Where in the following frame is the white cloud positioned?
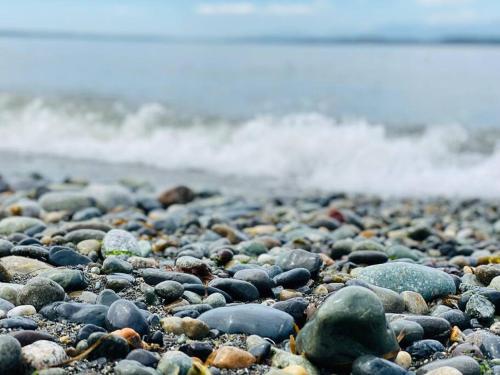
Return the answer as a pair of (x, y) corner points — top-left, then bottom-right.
(417, 0), (473, 6)
(426, 9), (486, 25)
(265, 4), (314, 15)
(196, 3), (256, 15)
(196, 2), (318, 16)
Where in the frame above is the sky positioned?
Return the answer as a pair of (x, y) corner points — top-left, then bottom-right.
(0, 0), (499, 38)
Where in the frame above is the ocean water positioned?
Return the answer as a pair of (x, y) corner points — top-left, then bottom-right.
(0, 38), (500, 197)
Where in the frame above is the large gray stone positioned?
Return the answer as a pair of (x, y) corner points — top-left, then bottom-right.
(357, 262), (456, 301)
(39, 191), (94, 213)
(0, 217), (44, 235)
(17, 277), (65, 310)
(296, 286), (400, 369)
(199, 304), (294, 342)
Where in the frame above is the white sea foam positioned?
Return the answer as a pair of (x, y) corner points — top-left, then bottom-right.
(0, 95), (499, 197)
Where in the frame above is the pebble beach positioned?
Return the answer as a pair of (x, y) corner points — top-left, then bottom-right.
(0, 174), (498, 375)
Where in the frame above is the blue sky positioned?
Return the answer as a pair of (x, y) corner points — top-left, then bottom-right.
(0, 0), (499, 38)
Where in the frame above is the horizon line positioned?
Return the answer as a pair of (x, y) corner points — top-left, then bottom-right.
(1, 29), (500, 46)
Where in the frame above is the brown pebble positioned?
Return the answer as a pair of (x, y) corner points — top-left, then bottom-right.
(211, 346), (256, 369)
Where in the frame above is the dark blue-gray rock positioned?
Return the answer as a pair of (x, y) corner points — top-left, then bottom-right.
(233, 269), (275, 296)
(39, 191), (94, 213)
(174, 310), (199, 319)
(183, 285), (232, 303)
(357, 262), (456, 301)
(0, 217), (44, 235)
(407, 225), (432, 241)
(102, 257), (133, 274)
(106, 273), (134, 291)
(407, 339), (445, 360)
(40, 302), (108, 327)
(386, 245), (422, 261)
(346, 279), (405, 313)
(102, 229), (141, 258)
(87, 332), (129, 360)
(415, 356), (481, 375)
(9, 330), (55, 346)
(10, 245), (49, 261)
(0, 298), (14, 313)
(396, 315), (451, 342)
(141, 269), (202, 286)
(97, 289), (121, 306)
(64, 229), (106, 243)
(77, 324), (107, 341)
(465, 294), (495, 324)
(115, 359), (160, 375)
(106, 300), (149, 336)
(273, 268), (311, 289)
(72, 207), (102, 221)
(459, 288), (500, 313)
(249, 341), (271, 363)
(276, 249), (322, 276)
(296, 286), (400, 368)
(390, 319), (424, 347)
(48, 246), (91, 266)
(38, 269), (87, 292)
(170, 304), (212, 315)
(272, 298), (309, 324)
(0, 317), (37, 329)
(437, 309), (469, 330)
(0, 240), (13, 257)
(348, 251), (389, 265)
(17, 277), (65, 310)
(126, 349), (160, 367)
(451, 342), (483, 358)
(208, 278), (259, 302)
(198, 304), (294, 342)
(352, 355), (407, 375)
(0, 334), (22, 374)
(178, 342), (213, 362)
(480, 334), (500, 359)
(154, 281), (184, 303)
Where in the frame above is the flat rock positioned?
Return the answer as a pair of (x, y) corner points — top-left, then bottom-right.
(275, 249), (322, 276)
(357, 262), (456, 301)
(199, 304), (295, 342)
(40, 302), (109, 327)
(0, 217), (44, 235)
(0, 256), (53, 275)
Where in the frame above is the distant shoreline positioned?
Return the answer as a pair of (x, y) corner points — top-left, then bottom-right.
(1, 29), (500, 46)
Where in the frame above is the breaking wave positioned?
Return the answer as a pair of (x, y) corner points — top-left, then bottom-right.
(1, 94), (499, 197)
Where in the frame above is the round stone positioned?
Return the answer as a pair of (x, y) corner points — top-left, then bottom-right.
(102, 257), (133, 274)
(102, 229), (141, 258)
(199, 304), (295, 342)
(21, 340), (68, 370)
(17, 277), (65, 311)
(296, 286), (400, 368)
(106, 300), (149, 336)
(275, 249), (322, 276)
(154, 281), (184, 303)
(0, 335), (22, 373)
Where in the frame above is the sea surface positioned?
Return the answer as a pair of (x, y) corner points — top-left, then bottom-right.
(0, 37), (500, 197)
